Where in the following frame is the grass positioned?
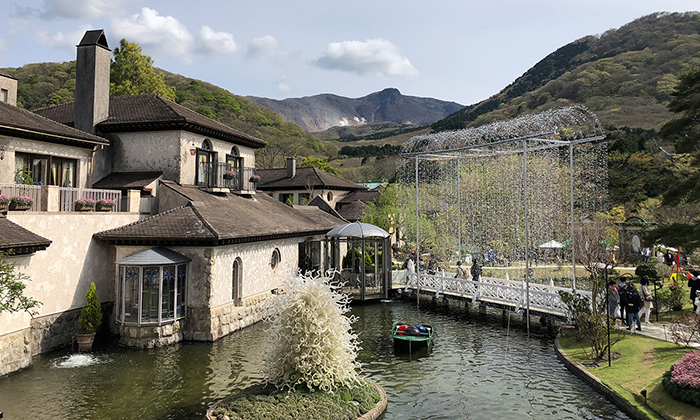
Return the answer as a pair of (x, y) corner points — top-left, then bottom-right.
(211, 380), (380, 420)
(559, 333), (698, 420)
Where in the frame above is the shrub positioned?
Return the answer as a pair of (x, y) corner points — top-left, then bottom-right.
(78, 282), (102, 334)
(658, 282), (687, 311)
(263, 271), (361, 392)
(662, 351), (700, 407)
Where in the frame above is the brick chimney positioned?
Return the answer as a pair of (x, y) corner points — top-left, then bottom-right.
(75, 30), (110, 134)
(0, 71), (18, 106)
(286, 157), (296, 178)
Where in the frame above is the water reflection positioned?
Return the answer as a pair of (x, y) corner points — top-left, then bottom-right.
(0, 301), (628, 419)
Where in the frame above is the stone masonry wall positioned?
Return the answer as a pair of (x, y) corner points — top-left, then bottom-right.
(184, 292), (272, 342)
(0, 329), (32, 377)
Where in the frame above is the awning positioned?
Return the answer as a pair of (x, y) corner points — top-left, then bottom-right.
(326, 221), (390, 238)
(539, 240), (564, 249)
(116, 247), (192, 265)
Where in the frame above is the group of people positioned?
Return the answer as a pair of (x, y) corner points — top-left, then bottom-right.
(453, 260), (482, 281)
(607, 277), (654, 332)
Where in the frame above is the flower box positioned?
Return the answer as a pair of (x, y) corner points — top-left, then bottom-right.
(75, 198), (96, 212)
(0, 194), (9, 212)
(223, 170), (237, 180)
(96, 199), (116, 212)
(249, 175), (261, 183)
(9, 195), (34, 211)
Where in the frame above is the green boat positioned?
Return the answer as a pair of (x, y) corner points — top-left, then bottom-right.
(392, 323), (433, 352)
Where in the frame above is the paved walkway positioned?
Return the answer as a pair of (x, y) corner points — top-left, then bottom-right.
(617, 320), (700, 349)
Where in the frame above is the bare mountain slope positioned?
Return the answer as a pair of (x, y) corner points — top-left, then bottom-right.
(248, 88), (464, 132)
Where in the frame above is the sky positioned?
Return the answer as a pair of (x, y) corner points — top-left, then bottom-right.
(1, 1), (698, 106)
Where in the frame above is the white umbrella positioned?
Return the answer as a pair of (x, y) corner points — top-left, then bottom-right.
(326, 221), (390, 238)
(539, 240), (564, 249)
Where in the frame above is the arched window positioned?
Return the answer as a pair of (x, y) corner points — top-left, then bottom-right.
(327, 192), (333, 202)
(230, 146), (238, 157)
(271, 248), (281, 270)
(196, 139), (214, 187)
(232, 257), (242, 305)
(116, 247), (190, 326)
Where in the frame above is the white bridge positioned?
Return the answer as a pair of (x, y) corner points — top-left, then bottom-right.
(393, 271), (591, 320)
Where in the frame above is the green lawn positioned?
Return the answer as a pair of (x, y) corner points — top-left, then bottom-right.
(559, 334), (697, 420)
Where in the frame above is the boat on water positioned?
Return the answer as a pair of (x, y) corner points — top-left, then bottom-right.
(392, 323), (433, 352)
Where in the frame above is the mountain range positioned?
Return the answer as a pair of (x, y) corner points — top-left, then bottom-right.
(248, 88), (464, 132)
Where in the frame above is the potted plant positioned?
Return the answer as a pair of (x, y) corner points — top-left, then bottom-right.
(74, 198), (96, 211)
(9, 195), (34, 211)
(0, 194), (9, 212)
(223, 170), (237, 180)
(96, 199), (116, 211)
(249, 174), (261, 183)
(75, 282), (102, 352)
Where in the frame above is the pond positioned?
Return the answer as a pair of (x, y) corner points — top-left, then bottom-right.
(0, 301), (629, 419)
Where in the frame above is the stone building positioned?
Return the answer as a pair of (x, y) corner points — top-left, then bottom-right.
(0, 29), (346, 376)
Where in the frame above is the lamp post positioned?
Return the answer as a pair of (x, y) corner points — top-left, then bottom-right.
(605, 262), (611, 367)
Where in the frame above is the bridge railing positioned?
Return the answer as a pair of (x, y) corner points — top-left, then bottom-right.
(402, 271), (592, 318)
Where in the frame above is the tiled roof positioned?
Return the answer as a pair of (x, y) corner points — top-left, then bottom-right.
(337, 190), (381, 204)
(0, 101), (109, 148)
(93, 172), (162, 190)
(0, 217), (52, 254)
(35, 94), (266, 149)
(337, 200), (367, 222)
(94, 181), (345, 245)
(305, 196), (346, 221)
(0, 69), (16, 79)
(256, 167), (366, 191)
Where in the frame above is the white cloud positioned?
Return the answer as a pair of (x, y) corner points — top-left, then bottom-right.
(275, 76), (290, 92)
(316, 39), (418, 78)
(111, 7), (194, 62)
(41, 0), (130, 19)
(247, 35), (279, 58)
(36, 25), (93, 52)
(196, 26), (237, 55)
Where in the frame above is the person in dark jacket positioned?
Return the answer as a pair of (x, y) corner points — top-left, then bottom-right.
(688, 270), (700, 312)
(625, 283), (642, 332)
(470, 260), (482, 281)
(617, 277), (629, 325)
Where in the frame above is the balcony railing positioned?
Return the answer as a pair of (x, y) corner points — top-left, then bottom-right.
(0, 184), (42, 211)
(59, 187), (122, 212)
(215, 163), (257, 192)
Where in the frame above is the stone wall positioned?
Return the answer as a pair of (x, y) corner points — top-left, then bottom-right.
(184, 292), (272, 342)
(0, 329), (31, 377)
(119, 320), (184, 349)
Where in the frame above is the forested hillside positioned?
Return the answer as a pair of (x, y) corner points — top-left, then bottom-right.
(433, 12), (700, 131)
(2, 62), (325, 169)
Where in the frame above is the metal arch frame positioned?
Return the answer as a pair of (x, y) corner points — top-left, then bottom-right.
(403, 131), (607, 334)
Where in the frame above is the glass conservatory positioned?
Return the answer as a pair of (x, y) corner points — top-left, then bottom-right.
(116, 247), (190, 326)
(327, 222), (392, 301)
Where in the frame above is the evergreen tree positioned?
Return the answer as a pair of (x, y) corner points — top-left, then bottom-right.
(647, 68), (700, 250)
(110, 39), (176, 101)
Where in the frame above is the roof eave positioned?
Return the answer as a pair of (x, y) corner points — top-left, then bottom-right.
(0, 125), (109, 148)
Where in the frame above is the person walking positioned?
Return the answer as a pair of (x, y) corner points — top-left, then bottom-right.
(454, 261), (467, 279)
(607, 280), (620, 325)
(617, 277), (629, 325)
(427, 255), (438, 275)
(470, 260), (482, 282)
(625, 283), (643, 332)
(688, 270), (700, 313)
(639, 278), (654, 325)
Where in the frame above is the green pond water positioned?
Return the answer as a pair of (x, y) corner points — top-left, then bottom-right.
(0, 301), (629, 419)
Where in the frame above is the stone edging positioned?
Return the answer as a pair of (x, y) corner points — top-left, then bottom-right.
(554, 334), (650, 420)
(205, 381), (388, 420)
(358, 381), (388, 420)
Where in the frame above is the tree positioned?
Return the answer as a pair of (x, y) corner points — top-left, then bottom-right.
(0, 251), (41, 315)
(647, 67), (700, 250)
(361, 184), (398, 236)
(110, 39), (176, 101)
(300, 157), (340, 176)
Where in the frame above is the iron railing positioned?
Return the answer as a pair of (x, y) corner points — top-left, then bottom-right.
(214, 163), (257, 191)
